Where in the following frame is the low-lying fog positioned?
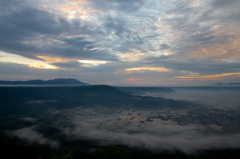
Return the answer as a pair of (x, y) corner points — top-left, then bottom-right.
(134, 87), (240, 110)
(61, 106), (240, 154)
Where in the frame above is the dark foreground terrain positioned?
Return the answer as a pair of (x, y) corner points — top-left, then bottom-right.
(0, 85), (240, 158)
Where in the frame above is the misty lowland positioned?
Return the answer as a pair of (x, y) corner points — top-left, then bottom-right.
(0, 79), (240, 159)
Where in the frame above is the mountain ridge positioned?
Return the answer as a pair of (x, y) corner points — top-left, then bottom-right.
(0, 78), (88, 85)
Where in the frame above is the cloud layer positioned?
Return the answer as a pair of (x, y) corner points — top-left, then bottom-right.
(0, 0), (240, 85)
(10, 126), (60, 148)
(62, 107), (240, 154)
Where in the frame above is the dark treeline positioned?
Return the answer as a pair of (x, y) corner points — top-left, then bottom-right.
(1, 143), (240, 159)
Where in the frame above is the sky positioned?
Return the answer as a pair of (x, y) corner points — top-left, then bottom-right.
(0, 0), (240, 86)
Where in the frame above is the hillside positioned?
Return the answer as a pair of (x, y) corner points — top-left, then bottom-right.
(0, 85), (195, 109)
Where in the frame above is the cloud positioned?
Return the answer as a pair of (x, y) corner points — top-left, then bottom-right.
(10, 126), (60, 148)
(125, 67), (171, 73)
(159, 87), (240, 110)
(0, 62), (85, 81)
(62, 107), (240, 154)
(0, 1), (117, 61)
(78, 60), (110, 67)
(125, 78), (144, 83)
(175, 72), (240, 80)
(51, 61), (80, 69)
(119, 51), (146, 62)
(0, 0), (240, 85)
(0, 51), (58, 69)
(57, 3), (101, 20)
(190, 37), (240, 62)
(160, 44), (170, 50)
(158, 1), (240, 61)
(0, 5), (68, 58)
(37, 56), (72, 63)
(88, 0), (145, 13)
(212, 0), (240, 9)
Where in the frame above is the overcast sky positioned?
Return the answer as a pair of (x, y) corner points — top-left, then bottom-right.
(0, 0), (240, 86)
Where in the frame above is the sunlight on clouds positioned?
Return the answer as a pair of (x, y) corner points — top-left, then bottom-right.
(71, 0), (85, 3)
(37, 56), (72, 63)
(58, 2), (101, 20)
(125, 78), (144, 82)
(38, 56), (110, 67)
(189, 0), (205, 7)
(151, 50), (175, 57)
(175, 72), (240, 80)
(163, 51), (175, 56)
(125, 67), (171, 73)
(119, 49), (175, 62)
(28, 63), (57, 69)
(0, 52), (58, 69)
(40, 0), (101, 20)
(119, 51), (146, 62)
(41, 4), (48, 8)
(78, 60), (109, 67)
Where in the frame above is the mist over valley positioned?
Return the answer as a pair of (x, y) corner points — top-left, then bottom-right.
(0, 84), (240, 158)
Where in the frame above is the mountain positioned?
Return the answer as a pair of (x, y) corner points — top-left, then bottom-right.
(215, 82), (240, 85)
(0, 78), (88, 85)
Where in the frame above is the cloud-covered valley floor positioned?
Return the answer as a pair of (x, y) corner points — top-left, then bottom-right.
(1, 86), (240, 156)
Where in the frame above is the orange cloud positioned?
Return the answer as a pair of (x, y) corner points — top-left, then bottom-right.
(41, 4), (48, 8)
(125, 67), (171, 73)
(37, 56), (72, 63)
(175, 72), (240, 80)
(163, 51), (175, 56)
(28, 63), (58, 69)
(125, 78), (144, 82)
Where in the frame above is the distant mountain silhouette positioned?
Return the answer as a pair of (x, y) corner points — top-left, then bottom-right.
(215, 83), (240, 86)
(0, 78), (88, 85)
